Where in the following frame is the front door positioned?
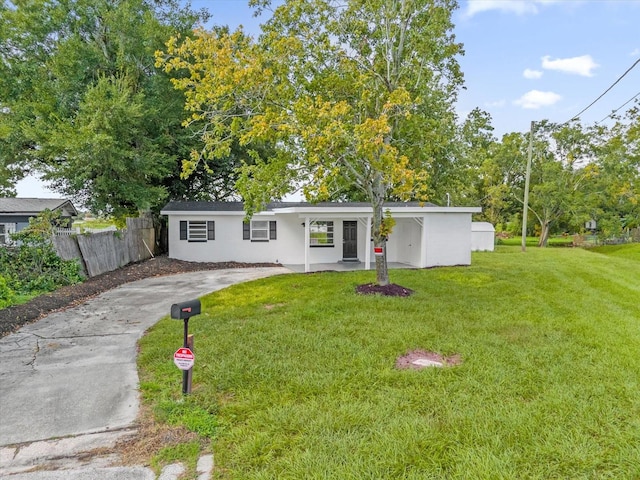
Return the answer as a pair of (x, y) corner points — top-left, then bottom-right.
(342, 221), (358, 260)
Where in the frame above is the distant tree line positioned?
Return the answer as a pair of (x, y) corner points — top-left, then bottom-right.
(456, 110), (640, 246)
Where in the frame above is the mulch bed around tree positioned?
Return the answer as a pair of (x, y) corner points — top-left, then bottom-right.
(355, 283), (414, 297)
(0, 256), (279, 337)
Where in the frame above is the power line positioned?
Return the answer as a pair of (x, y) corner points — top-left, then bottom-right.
(564, 57), (640, 124)
(595, 90), (640, 124)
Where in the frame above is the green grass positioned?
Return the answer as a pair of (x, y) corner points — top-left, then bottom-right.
(72, 217), (117, 230)
(150, 441), (202, 475)
(497, 235), (574, 247)
(0, 274), (53, 308)
(138, 247), (640, 479)
(10, 293), (42, 306)
(586, 243), (640, 263)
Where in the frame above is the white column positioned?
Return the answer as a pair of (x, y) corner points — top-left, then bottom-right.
(365, 216), (372, 270)
(420, 216), (428, 268)
(304, 217), (310, 273)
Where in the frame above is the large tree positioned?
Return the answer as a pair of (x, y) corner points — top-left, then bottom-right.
(0, 0), (241, 218)
(454, 108), (499, 214)
(524, 121), (591, 246)
(475, 131), (527, 230)
(158, 0), (464, 285)
(580, 107), (640, 237)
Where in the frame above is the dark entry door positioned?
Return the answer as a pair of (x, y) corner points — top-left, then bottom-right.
(342, 221), (358, 260)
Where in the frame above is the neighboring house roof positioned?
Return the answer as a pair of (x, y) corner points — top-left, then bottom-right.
(162, 201), (480, 215)
(0, 198), (79, 217)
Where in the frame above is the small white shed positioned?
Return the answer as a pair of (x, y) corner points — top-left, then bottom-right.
(471, 222), (495, 251)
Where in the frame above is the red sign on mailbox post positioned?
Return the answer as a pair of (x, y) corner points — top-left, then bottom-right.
(173, 347), (195, 371)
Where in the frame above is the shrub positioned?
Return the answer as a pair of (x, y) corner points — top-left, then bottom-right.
(0, 211), (83, 305)
(0, 275), (16, 309)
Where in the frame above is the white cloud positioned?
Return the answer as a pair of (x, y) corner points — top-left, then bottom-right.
(523, 68), (543, 79)
(631, 48), (640, 57)
(514, 90), (562, 109)
(541, 55), (599, 77)
(464, 0), (559, 17)
(485, 100), (506, 108)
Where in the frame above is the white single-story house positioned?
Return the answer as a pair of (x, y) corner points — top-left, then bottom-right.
(471, 222), (496, 252)
(161, 201), (483, 272)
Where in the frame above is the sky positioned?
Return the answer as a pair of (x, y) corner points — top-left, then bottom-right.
(17, 0), (640, 197)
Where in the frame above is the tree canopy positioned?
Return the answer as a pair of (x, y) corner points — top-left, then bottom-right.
(158, 0), (465, 284)
(2, 0), (636, 252)
(0, 0), (242, 219)
(457, 111), (640, 245)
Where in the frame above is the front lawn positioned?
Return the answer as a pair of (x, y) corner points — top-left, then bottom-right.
(138, 246), (640, 478)
(587, 243), (640, 263)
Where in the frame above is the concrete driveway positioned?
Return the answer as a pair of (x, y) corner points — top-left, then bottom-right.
(0, 267), (291, 477)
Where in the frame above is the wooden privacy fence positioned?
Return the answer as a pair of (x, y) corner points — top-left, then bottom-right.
(53, 217), (156, 278)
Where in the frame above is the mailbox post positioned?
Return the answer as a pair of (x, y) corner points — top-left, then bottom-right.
(170, 299), (201, 395)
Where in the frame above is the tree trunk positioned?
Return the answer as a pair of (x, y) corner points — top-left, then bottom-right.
(371, 200), (390, 286)
(538, 221), (550, 247)
(374, 243), (389, 286)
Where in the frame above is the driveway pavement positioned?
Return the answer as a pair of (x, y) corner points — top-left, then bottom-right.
(0, 267), (291, 477)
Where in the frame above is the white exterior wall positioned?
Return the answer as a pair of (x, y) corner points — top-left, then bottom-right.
(423, 213), (472, 267)
(167, 214), (372, 264)
(168, 214), (228, 262)
(166, 207), (478, 268)
(387, 218), (422, 265)
(384, 223), (400, 261)
(168, 213), (304, 264)
(471, 222), (496, 252)
(304, 218), (368, 263)
(267, 214), (303, 263)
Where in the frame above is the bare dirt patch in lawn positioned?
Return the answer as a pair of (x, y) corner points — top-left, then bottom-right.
(396, 350), (463, 369)
(114, 405), (204, 467)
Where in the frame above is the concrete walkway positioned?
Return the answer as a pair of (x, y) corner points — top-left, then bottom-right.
(0, 267), (291, 478)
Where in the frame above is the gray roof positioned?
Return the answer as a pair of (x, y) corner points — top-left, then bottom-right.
(0, 198), (78, 216)
(161, 201), (439, 212)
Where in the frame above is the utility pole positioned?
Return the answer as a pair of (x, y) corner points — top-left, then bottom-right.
(522, 121), (534, 252)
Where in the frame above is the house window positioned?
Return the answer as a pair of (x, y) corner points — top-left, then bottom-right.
(243, 220), (277, 241)
(180, 221), (214, 242)
(310, 221), (334, 247)
(252, 220), (269, 241)
(0, 223), (15, 245)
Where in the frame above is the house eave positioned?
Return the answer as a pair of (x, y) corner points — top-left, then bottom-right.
(160, 210), (275, 217)
(278, 206), (481, 215)
(161, 203), (481, 217)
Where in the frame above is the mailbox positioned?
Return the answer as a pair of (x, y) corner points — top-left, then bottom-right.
(171, 299), (201, 395)
(171, 299), (201, 319)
